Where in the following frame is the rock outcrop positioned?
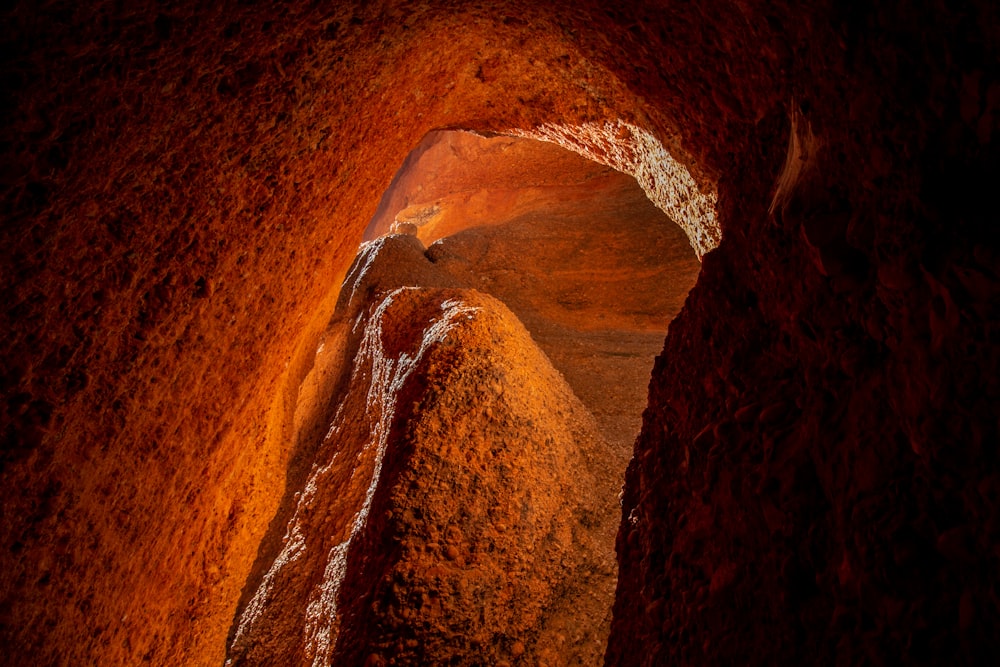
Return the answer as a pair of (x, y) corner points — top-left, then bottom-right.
(230, 277), (618, 665)
(360, 130), (701, 450)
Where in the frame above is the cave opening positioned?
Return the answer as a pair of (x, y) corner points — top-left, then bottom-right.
(358, 129), (704, 453)
(227, 129), (711, 665)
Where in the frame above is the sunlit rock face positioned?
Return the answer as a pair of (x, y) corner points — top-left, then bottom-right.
(365, 127), (717, 257)
(2, 0), (999, 665)
(364, 130), (615, 244)
(230, 274), (619, 665)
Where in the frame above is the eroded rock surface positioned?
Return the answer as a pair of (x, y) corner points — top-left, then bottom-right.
(230, 269), (619, 665)
(231, 159), (700, 660)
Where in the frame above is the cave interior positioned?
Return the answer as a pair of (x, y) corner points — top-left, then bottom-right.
(1, 1), (999, 665)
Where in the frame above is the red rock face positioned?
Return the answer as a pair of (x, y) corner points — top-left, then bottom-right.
(363, 130), (614, 244)
(1, 1), (998, 665)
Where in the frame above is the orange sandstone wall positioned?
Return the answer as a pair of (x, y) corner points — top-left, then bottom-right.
(1, 0), (998, 665)
(363, 130), (616, 244)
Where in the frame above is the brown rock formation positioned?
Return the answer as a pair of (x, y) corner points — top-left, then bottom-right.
(1, 1), (998, 665)
(230, 280), (618, 665)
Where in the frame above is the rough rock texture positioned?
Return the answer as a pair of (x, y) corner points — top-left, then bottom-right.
(427, 212), (697, 450)
(225, 173), (697, 662)
(1, 0), (999, 666)
(365, 128), (716, 257)
(511, 121), (719, 257)
(229, 278), (618, 666)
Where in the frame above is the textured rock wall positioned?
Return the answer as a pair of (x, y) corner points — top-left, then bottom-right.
(510, 121), (718, 257)
(357, 130), (700, 448)
(0, 3), (663, 663)
(1, 0), (998, 665)
(607, 3), (1000, 664)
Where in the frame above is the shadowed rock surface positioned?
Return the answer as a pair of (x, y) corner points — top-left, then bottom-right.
(426, 207), (698, 451)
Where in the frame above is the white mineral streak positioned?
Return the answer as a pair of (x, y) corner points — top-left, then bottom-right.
(342, 237), (389, 320)
(303, 290), (481, 665)
(228, 516), (309, 659)
(232, 286), (481, 666)
(509, 120), (719, 258)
